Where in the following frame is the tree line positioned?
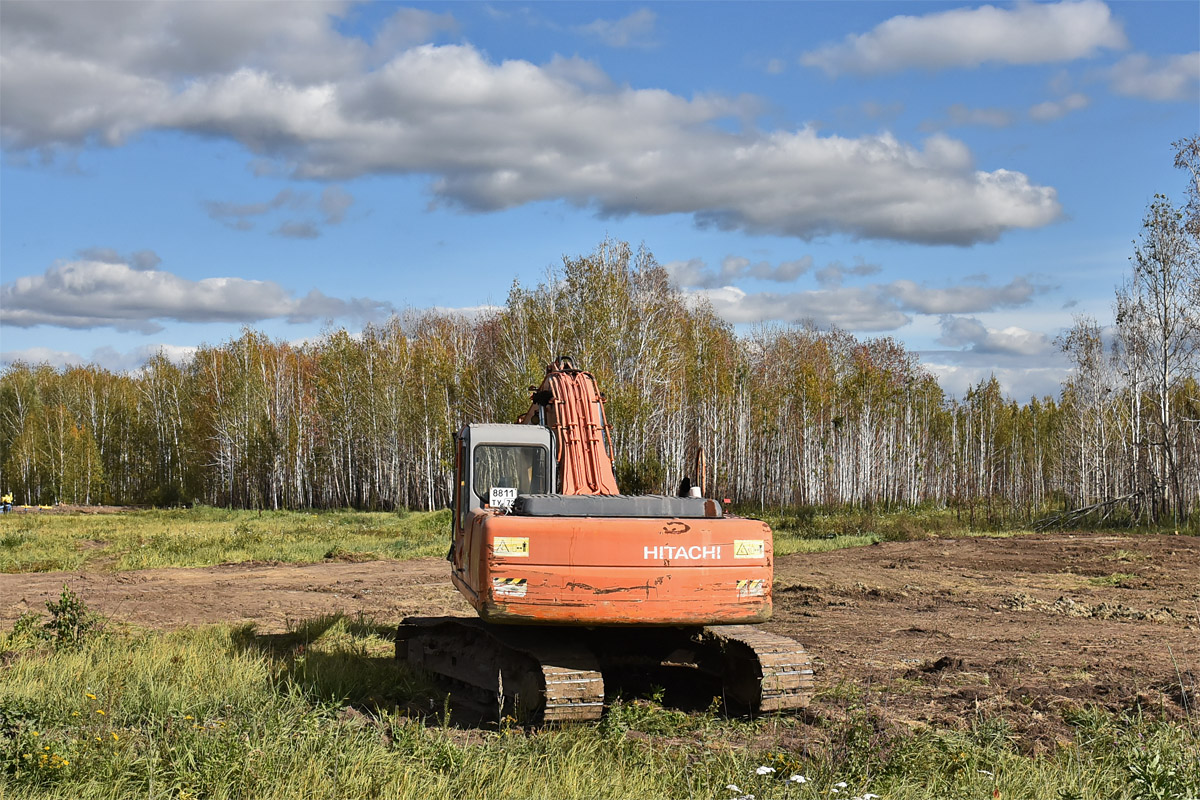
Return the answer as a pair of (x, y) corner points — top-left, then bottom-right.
(2, 141), (1197, 526)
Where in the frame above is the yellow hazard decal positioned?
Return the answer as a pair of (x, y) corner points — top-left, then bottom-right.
(493, 577), (528, 598)
(733, 539), (765, 559)
(493, 537), (529, 557)
(737, 579), (766, 597)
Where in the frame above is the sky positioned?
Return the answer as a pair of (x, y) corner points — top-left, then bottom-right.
(1, 0), (1197, 401)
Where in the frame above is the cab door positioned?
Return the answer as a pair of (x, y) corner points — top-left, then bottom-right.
(450, 427), (470, 575)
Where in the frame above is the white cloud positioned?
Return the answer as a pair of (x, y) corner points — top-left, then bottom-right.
(886, 276), (1040, 314)
(0, 1), (369, 86)
(1107, 52), (1200, 102)
(686, 275), (1049, 332)
(666, 255), (813, 288)
(1, 343), (197, 372)
(937, 315), (1054, 356)
(801, 0), (1126, 76)
(742, 257), (812, 283)
(920, 359), (1069, 401)
(371, 8), (459, 62)
(574, 9), (657, 49)
(814, 261), (882, 288)
(697, 285), (911, 331)
(425, 304), (505, 322)
(0, 346), (83, 370)
(76, 247), (162, 271)
(1029, 93), (1090, 122)
(541, 54), (616, 91)
(1, 258), (393, 333)
(921, 314), (1067, 398)
(0, 7), (1062, 246)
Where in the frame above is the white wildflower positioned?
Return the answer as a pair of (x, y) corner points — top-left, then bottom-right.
(727, 785), (741, 794)
(835, 783), (848, 789)
(756, 766), (776, 775)
(789, 774), (809, 784)
(978, 769), (994, 776)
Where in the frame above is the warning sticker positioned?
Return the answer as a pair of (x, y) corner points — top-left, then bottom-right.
(737, 579), (766, 597)
(493, 537), (529, 557)
(493, 577), (528, 598)
(733, 539), (765, 559)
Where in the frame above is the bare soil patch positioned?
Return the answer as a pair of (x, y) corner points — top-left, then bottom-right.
(2, 531), (1196, 748)
(769, 532), (1199, 750)
(0, 559), (459, 631)
(4, 504), (142, 515)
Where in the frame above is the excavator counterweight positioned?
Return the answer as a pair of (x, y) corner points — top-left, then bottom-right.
(398, 358), (813, 723)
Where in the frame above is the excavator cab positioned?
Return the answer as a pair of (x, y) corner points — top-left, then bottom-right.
(450, 423), (553, 582)
(455, 424), (553, 516)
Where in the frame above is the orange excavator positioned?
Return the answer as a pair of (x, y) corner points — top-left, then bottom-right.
(397, 358), (812, 722)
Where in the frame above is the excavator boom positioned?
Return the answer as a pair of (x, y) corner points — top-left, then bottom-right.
(518, 357), (619, 495)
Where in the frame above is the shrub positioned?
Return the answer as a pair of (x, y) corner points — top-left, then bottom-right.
(42, 585), (103, 651)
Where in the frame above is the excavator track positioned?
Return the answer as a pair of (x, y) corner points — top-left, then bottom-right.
(398, 617), (813, 721)
(701, 625), (814, 712)
(397, 617), (604, 724)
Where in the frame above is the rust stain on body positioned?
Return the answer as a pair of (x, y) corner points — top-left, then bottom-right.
(565, 581), (654, 595)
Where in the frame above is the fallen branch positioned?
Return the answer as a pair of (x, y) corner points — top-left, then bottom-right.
(1034, 491), (1147, 531)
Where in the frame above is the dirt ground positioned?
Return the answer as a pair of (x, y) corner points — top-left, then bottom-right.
(2, 531), (1196, 748)
(2, 504), (143, 514)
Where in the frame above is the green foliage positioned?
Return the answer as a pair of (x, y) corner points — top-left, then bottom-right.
(0, 508), (450, 573)
(42, 585), (103, 650)
(1126, 746), (1192, 800)
(8, 611), (45, 647)
(615, 455), (666, 496)
(598, 690), (702, 740)
(2, 586), (104, 652)
(759, 505), (985, 546)
(1, 234), (1197, 521)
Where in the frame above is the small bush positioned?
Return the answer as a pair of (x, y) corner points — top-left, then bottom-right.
(1, 587), (104, 653)
(616, 455), (666, 495)
(1126, 741), (1197, 800)
(42, 585), (103, 651)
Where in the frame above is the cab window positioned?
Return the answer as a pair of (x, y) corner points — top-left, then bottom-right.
(472, 445), (548, 505)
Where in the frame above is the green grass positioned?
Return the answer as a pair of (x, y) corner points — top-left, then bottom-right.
(754, 505), (1137, 556)
(0, 506), (940, 575)
(1, 610), (1196, 800)
(774, 533), (882, 556)
(753, 505), (998, 541)
(0, 507), (452, 573)
(0, 503), (1185, 577)
(760, 506), (985, 557)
